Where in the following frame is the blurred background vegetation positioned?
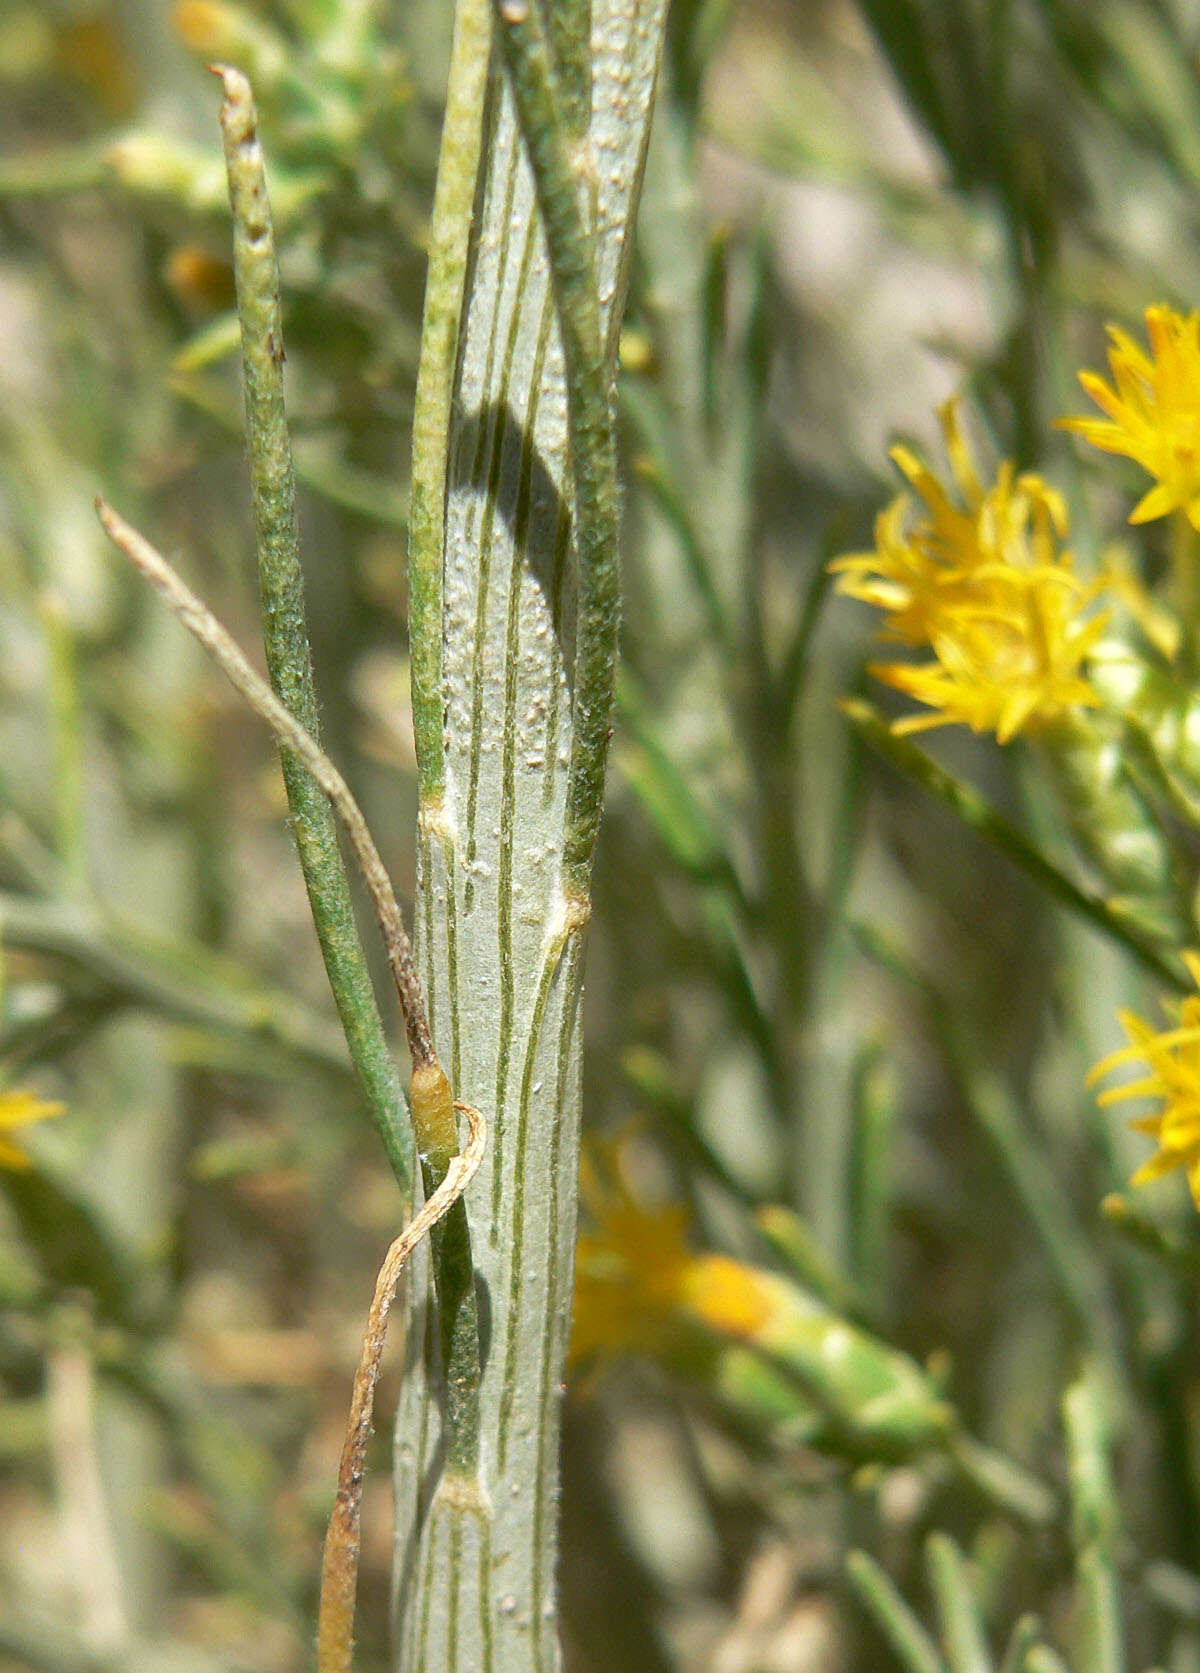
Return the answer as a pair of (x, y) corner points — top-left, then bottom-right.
(6, 1), (1200, 1670)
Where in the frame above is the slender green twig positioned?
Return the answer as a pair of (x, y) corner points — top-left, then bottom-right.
(852, 919), (1123, 1373)
(172, 371), (410, 529)
(842, 698), (1187, 993)
(624, 393), (731, 656)
(408, 0), (492, 803)
(215, 65), (414, 1194)
(926, 1533), (994, 1673)
(548, 0), (592, 142)
(490, 0), (621, 899)
(945, 1430), (1058, 1527)
(997, 1615), (1042, 1673)
(1100, 1194), (1200, 1273)
(846, 1549), (946, 1673)
(1023, 1648), (1072, 1673)
(41, 598), (86, 893)
(0, 145), (109, 196)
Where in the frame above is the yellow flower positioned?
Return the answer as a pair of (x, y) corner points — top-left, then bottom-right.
(171, 0), (236, 54)
(0, 1088), (64, 1170)
(1060, 304), (1200, 529)
(832, 401), (1108, 742)
(1088, 951), (1200, 1207)
(570, 1143), (774, 1372)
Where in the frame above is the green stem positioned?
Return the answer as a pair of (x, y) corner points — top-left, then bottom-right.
(408, 0), (493, 803)
(548, 0), (592, 139)
(424, 1178), (483, 1475)
(852, 919), (1124, 1376)
(41, 599), (86, 894)
(842, 698), (1187, 993)
(1064, 1375), (1126, 1673)
(926, 1533), (994, 1673)
(403, 0), (495, 1512)
(491, 0), (621, 899)
(846, 1550), (946, 1673)
(218, 66), (413, 1196)
(997, 1617), (1041, 1673)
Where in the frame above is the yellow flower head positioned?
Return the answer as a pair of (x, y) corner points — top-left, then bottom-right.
(832, 401), (1108, 742)
(1088, 951), (1200, 1208)
(171, 0), (235, 53)
(570, 1141), (774, 1373)
(0, 1089), (64, 1170)
(1061, 304), (1200, 529)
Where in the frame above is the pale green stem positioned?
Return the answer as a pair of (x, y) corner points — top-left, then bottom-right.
(392, 3), (668, 1667)
(41, 598), (86, 893)
(1064, 1374), (1126, 1673)
(997, 1616), (1042, 1673)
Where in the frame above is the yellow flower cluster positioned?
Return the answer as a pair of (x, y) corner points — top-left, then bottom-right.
(833, 308), (1200, 1213)
(1062, 304), (1200, 529)
(1068, 305), (1200, 1211)
(832, 402), (1108, 742)
(1089, 953), (1200, 1208)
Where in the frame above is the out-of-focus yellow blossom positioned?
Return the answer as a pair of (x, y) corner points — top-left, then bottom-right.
(571, 1141), (955, 1453)
(570, 1146), (774, 1370)
(0, 1088), (64, 1170)
(1061, 304), (1200, 530)
(171, 0), (237, 54)
(832, 401), (1108, 742)
(1088, 951), (1200, 1208)
(171, 1), (289, 93)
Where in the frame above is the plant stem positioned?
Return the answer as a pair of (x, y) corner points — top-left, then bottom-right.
(0, 888), (352, 1077)
(491, 0), (621, 900)
(318, 1101), (486, 1673)
(216, 65), (413, 1194)
(846, 1549), (946, 1673)
(394, 3), (668, 1666)
(408, 0), (492, 805)
(842, 698), (1187, 992)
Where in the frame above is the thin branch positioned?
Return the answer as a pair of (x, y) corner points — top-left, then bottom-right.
(216, 64), (413, 1192)
(841, 698), (1188, 993)
(408, 0), (492, 804)
(845, 1549), (946, 1673)
(95, 497), (436, 1072)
